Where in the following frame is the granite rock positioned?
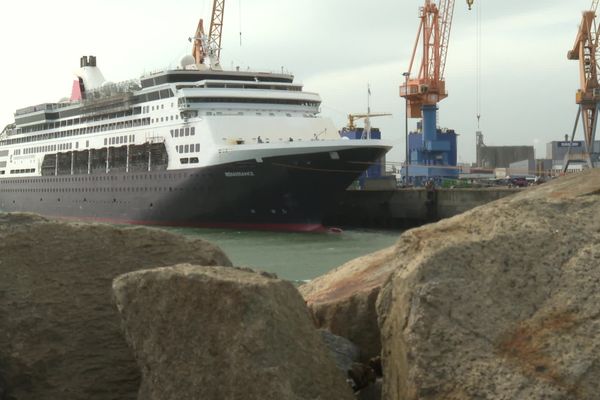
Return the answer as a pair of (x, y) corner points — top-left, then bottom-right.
(113, 264), (355, 400)
(299, 246), (400, 361)
(0, 213), (231, 400)
(377, 169), (600, 400)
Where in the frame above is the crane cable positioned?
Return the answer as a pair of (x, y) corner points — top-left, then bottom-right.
(239, 0), (243, 46)
(476, 0), (482, 130)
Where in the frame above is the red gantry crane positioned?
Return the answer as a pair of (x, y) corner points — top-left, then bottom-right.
(399, 0), (475, 116)
(400, 0), (471, 118)
(398, 0), (473, 183)
(192, 0), (225, 69)
(565, 0), (600, 170)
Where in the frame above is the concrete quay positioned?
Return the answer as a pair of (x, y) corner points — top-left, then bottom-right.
(323, 187), (519, 229)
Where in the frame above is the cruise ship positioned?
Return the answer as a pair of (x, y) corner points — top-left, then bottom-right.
(0, 55), (391, 231)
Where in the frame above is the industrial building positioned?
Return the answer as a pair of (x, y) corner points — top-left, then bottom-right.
(339, 126), (388, 188)
(507, 139), (600, 177)
(546, 139), (600, 166)
(476, 131), (535, 170)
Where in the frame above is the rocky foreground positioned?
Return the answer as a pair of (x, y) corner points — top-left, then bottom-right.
(0, 214), (231, 399)
(1, 169), (599, 399)
(302, 169), (600, 399)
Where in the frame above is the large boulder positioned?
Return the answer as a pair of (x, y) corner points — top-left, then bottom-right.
(299, 246), (400, 361)
(112, 264), (355, 400)
(377, 170), (600, 399)
(0, 213), (231, 400)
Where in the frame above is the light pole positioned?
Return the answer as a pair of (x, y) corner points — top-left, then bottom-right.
(402, 72), (410, 186)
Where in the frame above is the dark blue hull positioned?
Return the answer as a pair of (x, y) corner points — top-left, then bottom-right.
(0, 147), (388, 231)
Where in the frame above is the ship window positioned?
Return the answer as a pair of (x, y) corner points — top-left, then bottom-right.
(176, 115), (179, 120)
(170, 129), (173, 137)
(175, 129), (179, 137)
(190, 157), (199, 163)
(184, 144), (189, 153)
(195, 144), (200, 152)
(104, 138), (107, 146)
(191, 127), (195, 136)
(185, 127), (190, 136)
(161, 105), (164, 109)
(180, 158), (189, 164)
(170, 116), (173, 121)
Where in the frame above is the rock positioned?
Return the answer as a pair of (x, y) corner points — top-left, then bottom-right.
(368, 356), (382, 377)
(299, 246), (400, 361)
(112, 264), (355, 400)
(377, 169), (600, 399)
(348, 362), (376, 392)
(0, 213), (231, 400)
(319, 329), (361, 374)
(355, 379), (382, 400)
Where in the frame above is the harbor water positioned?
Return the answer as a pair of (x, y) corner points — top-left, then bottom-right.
(168, 228), (401, 282)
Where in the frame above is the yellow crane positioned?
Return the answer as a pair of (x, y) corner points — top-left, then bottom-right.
(346, 113), (392, 130)
(192, 0), (225, 69)
(565, 0), (600, 171)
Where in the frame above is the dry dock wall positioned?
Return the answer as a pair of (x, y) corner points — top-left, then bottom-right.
(324, 188), (518, 229)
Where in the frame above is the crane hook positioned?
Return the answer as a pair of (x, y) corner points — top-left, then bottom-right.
(466, 0), (474, 10)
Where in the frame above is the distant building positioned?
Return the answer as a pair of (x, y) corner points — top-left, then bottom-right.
(508, 159), (535, 177)
(476, 131), (535, 170)
(546, 139), (600, 166)
(535, 159), (553, 177)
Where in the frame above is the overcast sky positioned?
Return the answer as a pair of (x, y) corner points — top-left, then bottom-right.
(0, 0), (592, 163)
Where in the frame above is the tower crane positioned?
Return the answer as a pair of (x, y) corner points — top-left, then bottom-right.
(191, 0), (225, 69)
(565, 0), (600, 171)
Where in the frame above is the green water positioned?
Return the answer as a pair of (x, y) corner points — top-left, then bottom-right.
(168, 228), (401, 282)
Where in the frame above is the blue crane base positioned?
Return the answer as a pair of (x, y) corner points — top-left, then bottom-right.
(404, 104), (459, 186)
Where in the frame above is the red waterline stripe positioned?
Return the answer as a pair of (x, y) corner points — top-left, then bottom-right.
(47, 215), (331, 233)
